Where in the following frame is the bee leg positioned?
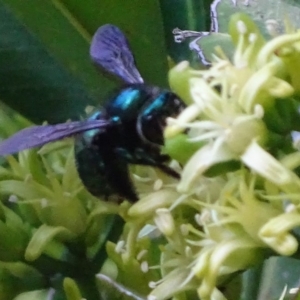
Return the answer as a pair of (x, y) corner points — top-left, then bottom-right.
(155, 164), (180, 179)
(116, 148), (180, 179)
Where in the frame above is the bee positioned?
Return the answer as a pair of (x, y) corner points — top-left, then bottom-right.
(0, 24), (186, 202)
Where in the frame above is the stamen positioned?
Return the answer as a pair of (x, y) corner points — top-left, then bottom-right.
(8, 195), (18, 203)
(237, 20), (247, 34)
(115, 240), (125, 253)
(137, 249), (148, 261)
(141, 261), (149, 273)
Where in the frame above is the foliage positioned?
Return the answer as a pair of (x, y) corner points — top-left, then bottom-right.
(2, 1), (300, 300)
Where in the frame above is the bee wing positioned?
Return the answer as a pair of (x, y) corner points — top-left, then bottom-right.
(90, 24), (144, 84)
(0, 119), (115, 155)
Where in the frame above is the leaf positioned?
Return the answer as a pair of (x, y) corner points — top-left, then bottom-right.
(0, 0), (168, 123)
(192, 0), (300, 65)
(96, 274), (146, 300)
(0, 1), (100, 123)
(0, 261), (45, 287)
(160, 0), (212, 64)
(209, 0), (300, 36)
(256, 257), (300, 300)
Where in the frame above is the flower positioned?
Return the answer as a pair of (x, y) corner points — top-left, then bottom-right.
(121, 13), (300, 300)
(2, 11), (300, 300)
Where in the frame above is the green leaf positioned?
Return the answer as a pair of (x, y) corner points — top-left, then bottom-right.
(96, 274), (146, 300)
(159, 0), (212, 64)
(0, 261), (45, 289)
(256, 257), (300, 300)
(209, 0), (300, 37)
(241, 265), (263, 300)
(0, 0), (168, 123)
(0, 1), (99, 123)
(198, 32), (235, 62)
(194, 0), (300, 65)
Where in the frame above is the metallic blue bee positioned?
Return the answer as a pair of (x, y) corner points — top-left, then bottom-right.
(0, 24), (186, 202)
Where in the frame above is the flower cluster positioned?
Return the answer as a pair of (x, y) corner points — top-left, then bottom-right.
(116, 13), (300, 300)
(0, 138), (124, 299)
(2, 12), (300, 300)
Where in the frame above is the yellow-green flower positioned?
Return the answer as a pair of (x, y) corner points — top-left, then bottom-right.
(121, 13), (300, 300)
(3, 11), (300, 300)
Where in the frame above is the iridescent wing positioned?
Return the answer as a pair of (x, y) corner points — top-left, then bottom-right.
(0, 119), (116, 155)
(90, 24), (144, 84)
